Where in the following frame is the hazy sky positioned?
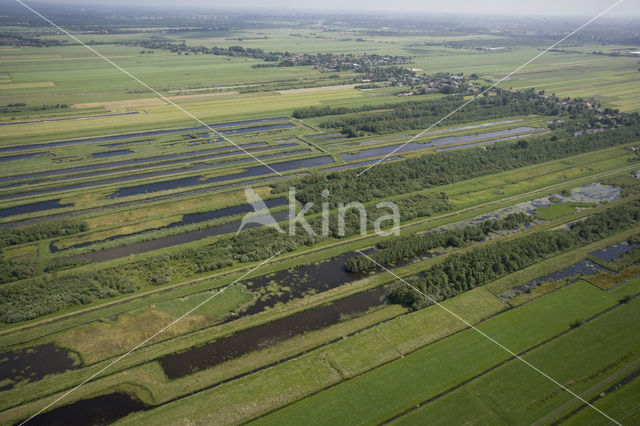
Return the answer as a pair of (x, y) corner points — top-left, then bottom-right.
(25, 0), (640, 17)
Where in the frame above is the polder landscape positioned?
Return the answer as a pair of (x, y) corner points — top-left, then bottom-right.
(0, 1), (640, 425)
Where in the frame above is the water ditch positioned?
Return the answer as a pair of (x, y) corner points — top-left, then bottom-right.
(0, 117), (290, 154)
(107, 154), (332, 199)
(590, 242), (639, 262)
(11, 251), (386, 424)
(0, 148), (312, 202)
(435, 131), (550, 152)
(0, 199), (73, 218)
(320, 157), (398, 172)
(99, 138), (154, 148)
(499, 260), (609, 301)
(160, 285), (386, 379)
(18, 392), (146, 426)
(51, 197), (288, 253)
(0, 111), (140, 127)
(8, 251), (370, 387)
(0, 173), (302, 227)
(307, 133), (342, 139)
(0, 142), (271, 185)
(91, 149), (133, 158)
(13, 283), (387, 424)
(356, 119), (526, 146)
(65, 210), (291, 263)
(342, 126), (542, 161)
(0, 152), (52, 162)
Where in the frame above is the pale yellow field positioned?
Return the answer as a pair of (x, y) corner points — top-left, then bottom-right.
(72, 97), (166, 109)
(0, 81), (55, 89)
(0, 88), (366, 142)
(277, 84), (357, 94)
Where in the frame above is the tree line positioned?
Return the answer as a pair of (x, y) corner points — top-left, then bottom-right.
(275, 120), (640, 212)
(0, 194), (450, 323)
(345, 212), (533, 273)
(388, 200), (640, 309)
(293, 89), (634, 137)
(2, 101), (639, 322)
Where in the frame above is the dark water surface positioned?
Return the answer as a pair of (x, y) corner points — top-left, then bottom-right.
(53, 197), (288, 253)
(159, 285), (385, 379)
(342, 126), (542, 161)
(0, 344), (79, 389)
(17, 392), (145, 426)
(590, 242), (639, 262)
(0, 199), (72, 218)
(0, 148), (312, 202)
(67, 210), (291, 263)
(0, 117), (289, 153)
(0, 142), (271, 185)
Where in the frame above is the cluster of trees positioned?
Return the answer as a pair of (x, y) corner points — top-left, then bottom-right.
(353, 66), (415, 82)
(0, 270), (138, 323)
(120, 38), (272, 59)
(389, 200), (640, 310)
(0, 103), (68, 114)
(0, 220), (89, 285)
(0, 220), (88, 250)
(293, 89), (635, 137)
(0, 256), (93, 285)
(121, 38), (409, 71)
(0, 32), (71, 47)
(354, 69), (470, 95)
(0, 258), (34, 285)
(345, 213), (533, 273)
(318, 91), (560, 135)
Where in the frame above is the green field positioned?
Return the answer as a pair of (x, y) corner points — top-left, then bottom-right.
(251, 281), (640, 426)
(1, 8), (639, 426)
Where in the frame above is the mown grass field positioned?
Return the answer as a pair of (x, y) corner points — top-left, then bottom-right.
(534, 203), (577, 219)
(250, 280), (640, 426)
(391, 287), (640, 425)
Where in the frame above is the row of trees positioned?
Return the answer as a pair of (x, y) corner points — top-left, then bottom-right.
(276, 119), (640, 209)
(0, 103), (68, 114)
(119, 38), (272, 60)
(0, 220), (90, 285)
(389, 200), (640, 310)
(0, 194), (451, 323)
(0, 270), (138, 324)
(345, 213), (533, 273)
(318, 92), (560, 135)
(2, 99), (639, 322)
(294, 89), (636, 137)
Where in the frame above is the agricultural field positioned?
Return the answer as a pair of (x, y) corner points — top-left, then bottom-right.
(0, 3), (639, 426)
